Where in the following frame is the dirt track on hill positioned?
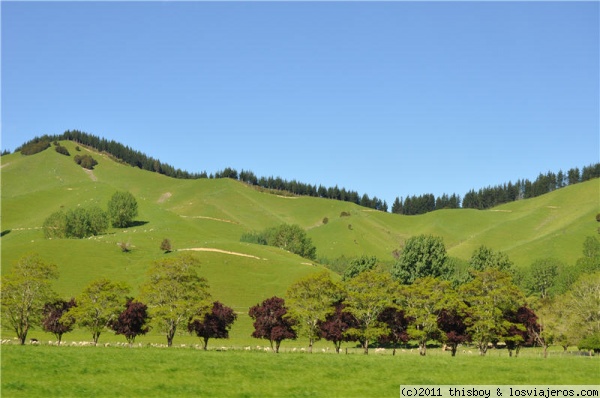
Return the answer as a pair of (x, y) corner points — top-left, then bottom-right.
(178, 248), (264, 260)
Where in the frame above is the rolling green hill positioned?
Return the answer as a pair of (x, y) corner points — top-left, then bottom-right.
(1, 141), (598, 342)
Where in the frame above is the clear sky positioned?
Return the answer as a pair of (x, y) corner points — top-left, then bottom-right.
(2, 1), (598, 206)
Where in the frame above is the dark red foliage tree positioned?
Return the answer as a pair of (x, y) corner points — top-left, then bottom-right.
(42, 298), (76, 345)
(188, 301), (237, 350)
(504, 305), (541, 357)
(318, 301), (358, 353)
(110, 298), (150, 346)
(377, 307), (411, 355)
(437, 308), (469, 356)
(248, 296), (296, 353)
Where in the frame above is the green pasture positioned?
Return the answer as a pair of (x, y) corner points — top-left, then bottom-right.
(1, 143), (599, 342)
(1, 345), (598, 398)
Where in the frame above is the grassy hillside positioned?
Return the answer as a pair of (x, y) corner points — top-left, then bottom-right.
(1, 142), (598, 342)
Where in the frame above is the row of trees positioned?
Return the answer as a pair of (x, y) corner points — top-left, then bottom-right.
(2, 238), (598, 355)
(1, 253), (237, 349)
(13, 132), (599, 214)
(43, 191), (138, 239)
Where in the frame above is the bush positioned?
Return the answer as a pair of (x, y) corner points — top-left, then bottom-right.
(340, 211), (351, 217)
(240, 231), (268, 245)
(74, 154), (98, 170)
(43, 207), (108, 239)
(322, 217), (329, 225)
(43, 211), (68, 239)
(160, 239), (172, 253)
(20, 140), (50, 155)
(108, 191), (138, 228)
(240, 224), (317, 260)
(55, 145), (70, 156)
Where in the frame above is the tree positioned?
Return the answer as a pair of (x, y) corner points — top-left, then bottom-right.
(525, 258), (561, 299)
(377, 307), (411, 355)
(402, 276), (459, 356)
(42, 298), (76, 345)
(160, 238), (172, 253)
(285, 271), (342, 352)
(459, 269), (524, 355)
(74, 154), (98, 169)
(188, 301), (237, 350)
(110, 298), (150, 346)
(577, 236), (600, 273)
(437, 308), (469, 356)
(65, 206), (109, 238)
(263, 224), (317, 260)
(318, 301), (357, 353)
(64, 278), (129, 345)
(562, 272), (600, 345)
(469, 245), (513, 272)
(504, 306), (541, 357)
(391, 235), (451, 284)
(140, 254), (210, 347)
(343, 269), (396, 354)
(1, 254), (59, 344)
(342, 255), (378, 281)
(107, 191), (138, 228)
(249, 296), (297, 353)
(43, 211), (67, 239)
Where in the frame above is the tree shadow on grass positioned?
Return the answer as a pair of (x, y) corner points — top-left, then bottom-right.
(1, 230), (11, 237)
(129, 221), (149, 227)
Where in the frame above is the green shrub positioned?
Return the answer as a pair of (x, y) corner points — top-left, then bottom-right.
(20, 140), (50, 156)
(107, 191), (138, 228)
(74, 154), (98, 170)
(55, 145), (70, 156)
(43, 206), (108, 239)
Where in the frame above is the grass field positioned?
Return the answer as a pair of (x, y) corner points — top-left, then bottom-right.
(1, 345), (598, 398)
(1, 142), (599, 355)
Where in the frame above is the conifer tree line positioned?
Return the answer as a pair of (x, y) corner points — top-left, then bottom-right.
(13, 131), (600, 214)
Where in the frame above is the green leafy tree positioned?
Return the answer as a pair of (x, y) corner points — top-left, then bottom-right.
(43, 211), (68, 239)
(576, 236), (600, 273)
(160, 238), (172, 253)
(64, 278), (129, 345)
(459, 269), (524, 355)
(108, 191), (138, 228)
(469, 245), (513, 272)
(140, 254), (211, 347)
(562, 272), (600, 346)
(525, 258), (561, 299)
(391, 235), (451, 284)
(264, 224), (317, 260)
(401, 276), (461, 356)
(342, 255), (378, 281)
(1, 254), (58, 344)
(285, 271), (343, 352)
(344, 269), (397, 354)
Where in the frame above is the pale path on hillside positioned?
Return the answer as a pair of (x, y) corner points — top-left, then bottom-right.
(157, 192), (172, 203)
(180, 215), (239, 224)
(83, 168), (98, 181)
(178, 247), (265, 260)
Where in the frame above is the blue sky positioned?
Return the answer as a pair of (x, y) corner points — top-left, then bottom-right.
(2, 2), (598, 206)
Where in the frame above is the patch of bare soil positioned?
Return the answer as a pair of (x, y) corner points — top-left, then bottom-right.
(83, 168), (98, 181)
(158, 192), (172, 203)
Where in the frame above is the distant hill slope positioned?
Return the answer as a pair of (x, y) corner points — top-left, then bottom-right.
(2, 141), (598, 307)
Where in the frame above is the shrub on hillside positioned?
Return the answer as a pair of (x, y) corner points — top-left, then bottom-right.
(55, 145), (70, 156)
(107, 191), (138, 228)
(43, 206), (108, 239)
(74, 154), (98, 170)
(240, 224), (316, 260)
(20, 140), (50, 156)
(160, 239), (172, 253)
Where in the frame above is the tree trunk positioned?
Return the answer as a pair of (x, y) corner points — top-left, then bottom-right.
(419, 342), (427, 356)
(451, 344), (457, 357)
(203, 337), (209, 350)
(309, 338), (313, 353)
(363, 340), (369, 355)
(275, 340), (281, 354)
(543, 344), (548, 359)
(335, 342), (341, 354)
(93, 331), (101, 346)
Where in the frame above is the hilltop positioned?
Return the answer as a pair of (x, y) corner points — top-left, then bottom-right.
(1, 140), (598, 307)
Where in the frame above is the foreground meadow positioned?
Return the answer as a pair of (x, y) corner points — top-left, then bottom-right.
(1, 345), (598, 397)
